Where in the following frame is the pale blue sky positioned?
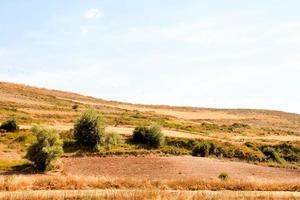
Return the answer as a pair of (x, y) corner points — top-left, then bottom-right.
(1, 1), (300, 113)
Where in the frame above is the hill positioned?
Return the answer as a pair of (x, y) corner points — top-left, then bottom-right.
(0, 81), (300, 200)
(0, 81), (299, 140)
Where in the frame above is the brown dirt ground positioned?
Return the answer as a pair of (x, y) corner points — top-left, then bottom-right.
(61, 156), (300, 181)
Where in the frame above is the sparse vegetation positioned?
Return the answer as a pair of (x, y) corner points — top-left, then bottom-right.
(0, 130), (35, 151)
(132, 124), (164, 148)
(74, 109), (105, 149)
(26, 126), (63, 172)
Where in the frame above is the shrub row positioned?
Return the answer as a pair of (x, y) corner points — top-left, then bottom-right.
(167, 138), (299, 163)
(191, 141), (265, 162)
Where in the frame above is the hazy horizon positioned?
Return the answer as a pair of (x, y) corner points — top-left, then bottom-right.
(1, 1), (300, 113)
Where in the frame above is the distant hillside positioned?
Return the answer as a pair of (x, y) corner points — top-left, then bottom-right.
(0, 81), (300, 136)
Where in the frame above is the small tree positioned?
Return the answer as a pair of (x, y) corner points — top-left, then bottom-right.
(26, 126), (63, 172)
(132, 124), (164, 148)
(74, 109), (105, 149)
(0, 119), (19, 132)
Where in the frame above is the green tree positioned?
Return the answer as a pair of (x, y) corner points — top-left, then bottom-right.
(74, 109), (105, 149)
(26, 126), (63, 172)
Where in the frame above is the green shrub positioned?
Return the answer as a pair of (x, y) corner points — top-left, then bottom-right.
(234, 146), (265, 162)
(192, 141), (215, 157)
(132, 124), (164, 148)
(146, 125), (165, 148)
(26, 126), (63, 172)
(74, 109), (105, 149)
(101, 131), (123, 150)
(262, 147), (284, 163)
(274, 143), (299, 162)
(0, 119), (19, 132)
(218, 172), (229, 181)
(132, 126), (148, 144)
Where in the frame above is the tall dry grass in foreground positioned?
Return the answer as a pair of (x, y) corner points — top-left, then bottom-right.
(0, 189), (299, 200)
(0, 175), (299, 192)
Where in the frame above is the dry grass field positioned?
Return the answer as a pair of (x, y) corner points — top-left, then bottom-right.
(1, 189), (300, 200)
(0, 81), (300, 199)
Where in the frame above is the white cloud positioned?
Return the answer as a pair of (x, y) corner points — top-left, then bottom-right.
(83, 8), (102, 19)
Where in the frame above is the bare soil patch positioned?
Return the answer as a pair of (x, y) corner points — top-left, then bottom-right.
(62, 156), (300, 181)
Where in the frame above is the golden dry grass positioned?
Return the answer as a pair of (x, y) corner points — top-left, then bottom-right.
(0, 189), (299, 200)
(0, 175), (299, 192)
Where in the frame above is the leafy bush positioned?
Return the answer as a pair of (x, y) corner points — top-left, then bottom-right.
(234, 146), (265, 162)
(218, 172), (229, 181)
(132, 126), (148, 144)
(0, 119), (19, 132)
(146, 125), (165, 148)
(192, 141), (215, 157)
(26, 126), (63, 172)
(101, 131), (123, 150)
(274, 143), (299, 162)
(262, 147), (284, 163)
(132, 124), (164, 148)
(74, 109), (105, 149)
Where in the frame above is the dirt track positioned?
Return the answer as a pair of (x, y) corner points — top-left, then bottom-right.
(62, 156), (300, 181)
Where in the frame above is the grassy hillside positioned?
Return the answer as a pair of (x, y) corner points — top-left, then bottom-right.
(0, 81), (299, 137)
(0, 81), (299, 183)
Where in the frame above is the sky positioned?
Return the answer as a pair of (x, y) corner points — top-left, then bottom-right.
(0, 1), (300, 113)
